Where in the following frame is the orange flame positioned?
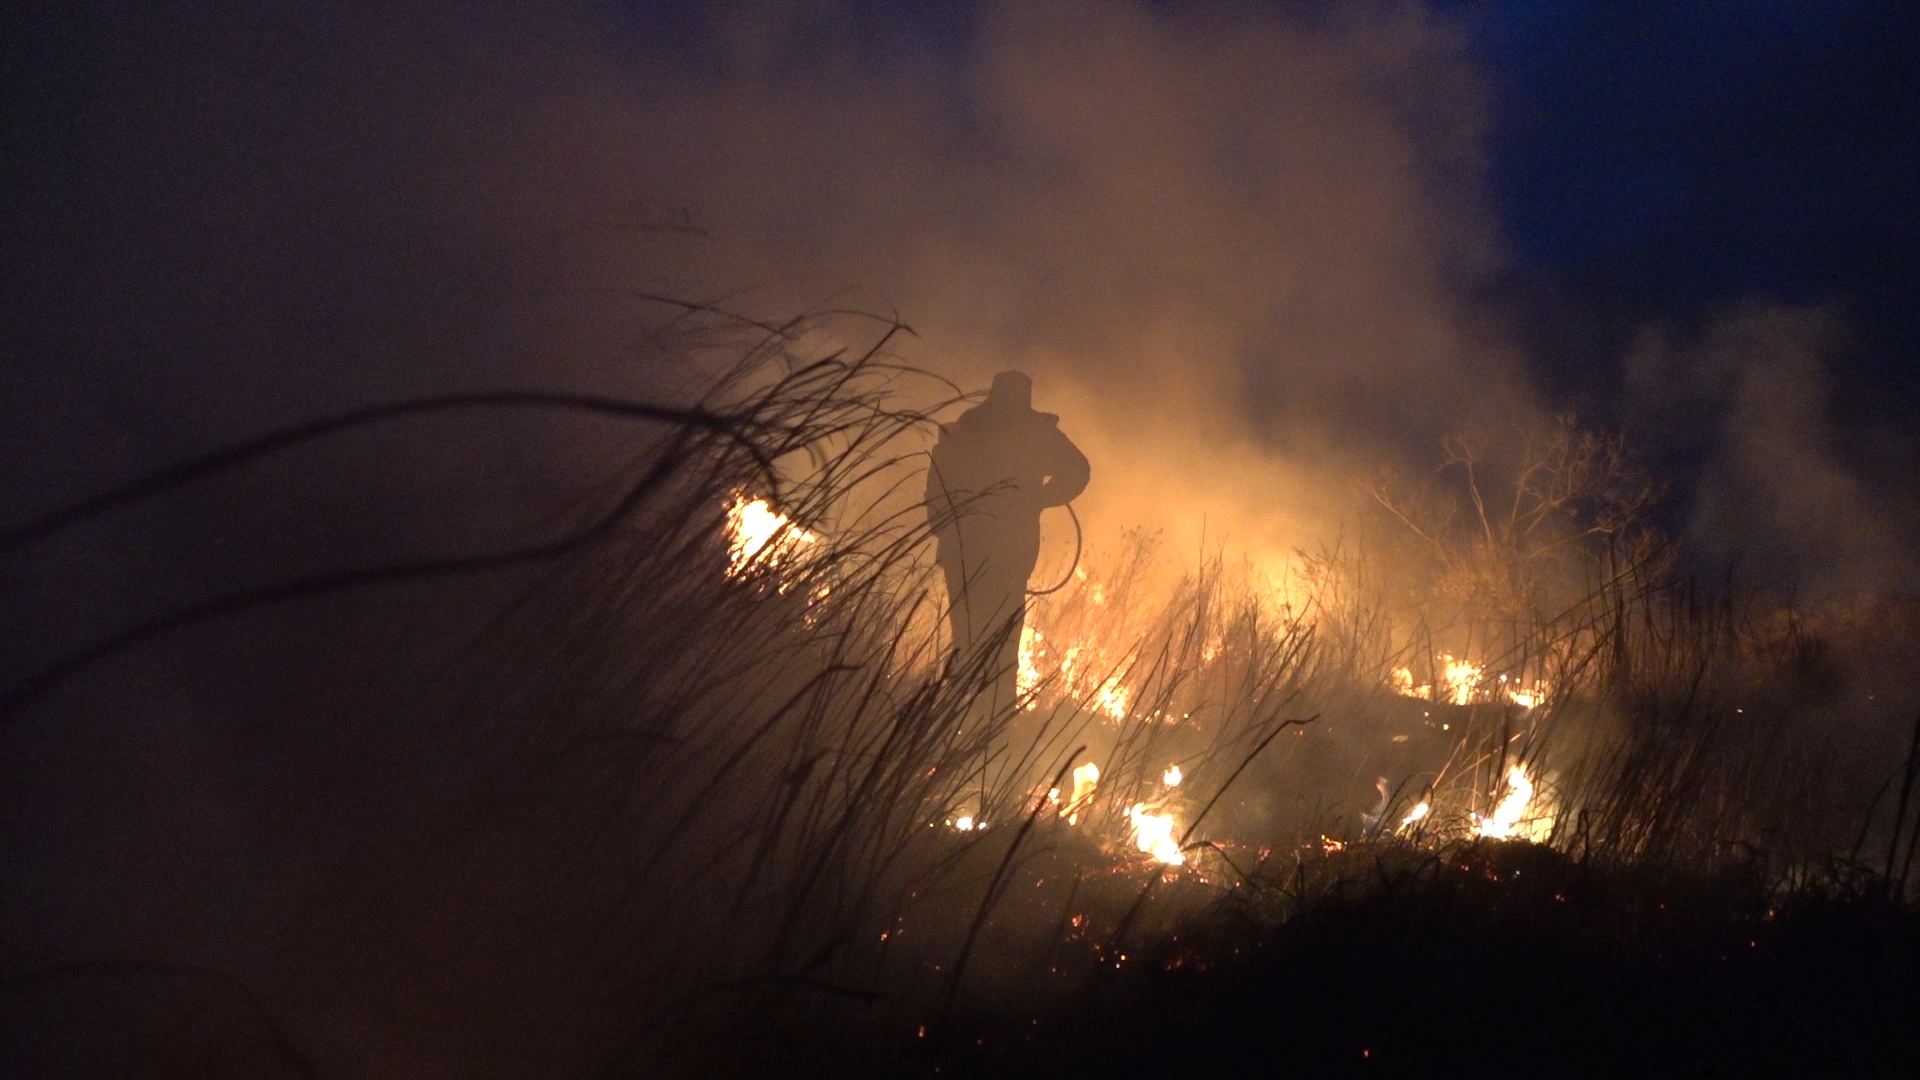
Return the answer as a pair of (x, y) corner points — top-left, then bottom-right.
(1065, 761), (1100, 825)
(1126, 803), (1185, 866)
(724, 493), (817, 578)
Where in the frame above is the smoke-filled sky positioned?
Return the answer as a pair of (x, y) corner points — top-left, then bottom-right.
(4, 0), (1917, 594)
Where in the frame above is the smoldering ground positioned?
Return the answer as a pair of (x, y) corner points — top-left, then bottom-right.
(3, 2), (1917, 1076)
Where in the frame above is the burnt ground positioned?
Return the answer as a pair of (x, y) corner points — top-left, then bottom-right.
(726, 840), (1920, 1079)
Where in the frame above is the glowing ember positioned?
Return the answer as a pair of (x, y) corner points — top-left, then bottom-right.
(1162, 764), (1183, 787)
(1472, 763), (1549, 840)
(1321, 835), (1345, 854)
(1065, 761), (1100, 824)
(724, 493), (817, 577)
(1126, 803), (1185, 865)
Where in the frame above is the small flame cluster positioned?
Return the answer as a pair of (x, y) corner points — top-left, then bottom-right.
(1125, 762), (1186, 866)
(1471, 763), (1552, 841)
(1064, 761), (1101, 824)
(1390, 653), (1550, 709)
(724, 493), (818, 582)
(1126, 803), (1185, 866)
(1017, 625), (1132, 721)
(1045, 760), (1188, 867)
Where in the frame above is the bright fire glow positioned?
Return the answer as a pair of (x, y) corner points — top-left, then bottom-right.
(1126, 803), (1185, 865)
(1390, 665), (1429, 699)
(1472, 763), (1550, 840)
(1400, 801), (1431, 828)
(1162, 764), (1183, 787)
(1017, 625), (1044, 706)
(1439, 655), (1483, 705)
(724, 493), (817, 577)
(1065, 761), (1100, 824)
(1090, 679), (1131, 721)
(953, 815), (982, 831)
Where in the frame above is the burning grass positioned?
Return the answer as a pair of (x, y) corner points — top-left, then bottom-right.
(6, 303), (1920, 1076)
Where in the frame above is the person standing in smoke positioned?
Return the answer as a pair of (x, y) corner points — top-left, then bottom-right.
(925, 371), (1090, 716)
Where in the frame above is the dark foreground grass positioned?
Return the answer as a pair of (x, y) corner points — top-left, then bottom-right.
(735, 840), (1920, 1079)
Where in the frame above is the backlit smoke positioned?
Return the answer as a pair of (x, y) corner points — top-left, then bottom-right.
(618, 0), (1529, 571)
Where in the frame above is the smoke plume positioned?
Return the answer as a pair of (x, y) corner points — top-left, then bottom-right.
(609, 0), (1535, 567)
(1626, 303), (1920, 599)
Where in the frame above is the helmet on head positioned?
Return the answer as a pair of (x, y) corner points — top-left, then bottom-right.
(988, 370), (1033, 411)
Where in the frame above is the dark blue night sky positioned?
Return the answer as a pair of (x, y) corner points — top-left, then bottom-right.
(1464, 0), (1919, 420)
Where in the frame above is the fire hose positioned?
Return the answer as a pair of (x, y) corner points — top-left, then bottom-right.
(1026, 501), (1083, 597)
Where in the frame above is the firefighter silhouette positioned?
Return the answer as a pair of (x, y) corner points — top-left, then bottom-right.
(925, 371), (1089, 715)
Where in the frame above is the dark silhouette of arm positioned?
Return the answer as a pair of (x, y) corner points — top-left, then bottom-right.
(1038, 427), (1089, 507)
